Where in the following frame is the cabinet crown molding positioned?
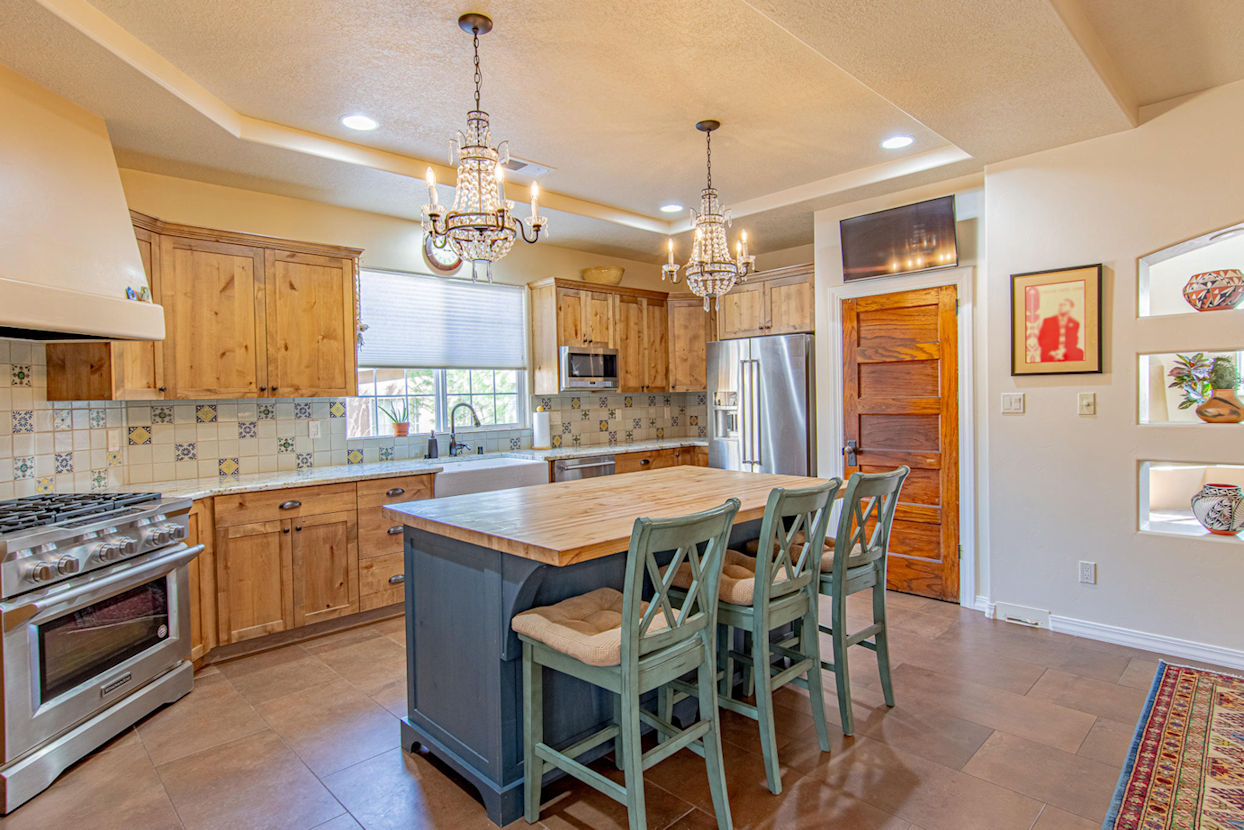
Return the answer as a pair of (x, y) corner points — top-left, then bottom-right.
(129, 210), (364, 259)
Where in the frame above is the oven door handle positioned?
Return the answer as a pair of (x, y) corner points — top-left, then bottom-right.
(2, 544), (205, 631)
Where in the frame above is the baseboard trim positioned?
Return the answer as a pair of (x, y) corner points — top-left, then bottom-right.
(1049, 614), (1244, 672)
(972, 595), (995, 618)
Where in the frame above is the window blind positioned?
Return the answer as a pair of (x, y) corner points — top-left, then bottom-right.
(357, 269), (527, 369)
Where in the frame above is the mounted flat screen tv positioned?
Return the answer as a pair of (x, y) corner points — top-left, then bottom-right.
(840, 195), (958, 281)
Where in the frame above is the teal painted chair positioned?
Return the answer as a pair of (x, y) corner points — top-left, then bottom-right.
(812, 467), (910, 735)
(663, 480), (842, 795)
(512, 498), (740, 830)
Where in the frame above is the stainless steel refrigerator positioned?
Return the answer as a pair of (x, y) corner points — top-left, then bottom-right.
(707, 333), (815, 475)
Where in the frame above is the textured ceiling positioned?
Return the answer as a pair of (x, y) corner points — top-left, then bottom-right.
(1, 0), (1241, 262)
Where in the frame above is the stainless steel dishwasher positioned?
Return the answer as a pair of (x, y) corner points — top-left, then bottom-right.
(552, 454), (616, 481)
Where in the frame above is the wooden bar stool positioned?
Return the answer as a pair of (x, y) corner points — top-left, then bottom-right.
(812, 467), (909, 735)
(512, 498), (740, 830)
(664, 480), (841, 795)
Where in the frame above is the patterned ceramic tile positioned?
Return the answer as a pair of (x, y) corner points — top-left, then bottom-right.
(648, 395), (657, 406)
(295, 452), (313, 469)
(698, 426), (707, 437)
(10, 364), (31, 386)
(11, 410), (33, 434)
(107, 450), (122, 467)
(151, 405), (174, 424)
(598, 396), (609, 408)
(570, 397), (581, 410)
(218, 457), (240, 477)
(623, 396), (633, 407)
(346, 449), (363, 464)
(276, 436), (295, 454)
(127, 426), (151, 445)
(689, 415), (699, 426)
(88, 409), (107, 429)
(598, 419), (608, 432)
(608, 431), (617, 444)
(671, 416), (680, 427)
(571, 434), (581, 446)
(90, 470), (108, 491)
(295, 403), (312, 419)
(54, 452), (73, 474)
(551, 434), (563, 447)
(663, 396), (672, 406)
(509, 437), (520, 450)
(36, 476), (53, 495)
(625, 430), (634, 442)
(237, 421), (258, 439)
(257, 403), (276, 420)
(12, 457), (34, 480)
(378, 446), (394, 461)
(696, 393), (706, 405)
(539, 397), (552, 409)
(175, 442), (197, 461)
(608, 409), (618, 419)
(53, 410), (72, 431)
(561, 422), (572, 434)
(632, 418), (642, 429)
(581, 410), (590, 421)
(329, 401), (346, 418)
(196, 405), (218, 423)
(656, 427), (665, 439)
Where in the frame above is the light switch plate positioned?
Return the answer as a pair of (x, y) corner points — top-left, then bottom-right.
(308, 420), (322, 439)
(1077, 392), (1097, 415)
(1001, 392), (1025, 414)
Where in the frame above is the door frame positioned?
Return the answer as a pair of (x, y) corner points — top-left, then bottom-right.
(824, 266), (978, 608)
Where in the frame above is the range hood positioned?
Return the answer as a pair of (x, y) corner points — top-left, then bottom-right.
(0, 63), (164, 341)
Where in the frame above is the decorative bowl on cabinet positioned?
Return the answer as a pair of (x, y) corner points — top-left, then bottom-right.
(581, 266), (625, 285)
(1182, 269), (1244, 312)
(1190, 483), (1244, 536)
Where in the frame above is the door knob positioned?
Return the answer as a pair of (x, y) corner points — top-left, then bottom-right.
(844, 439), (859, 466)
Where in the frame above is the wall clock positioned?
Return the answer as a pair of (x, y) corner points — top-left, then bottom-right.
(423, 235), (462, 273)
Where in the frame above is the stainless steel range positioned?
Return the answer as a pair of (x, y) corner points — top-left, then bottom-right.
(0, 492), (202, 812)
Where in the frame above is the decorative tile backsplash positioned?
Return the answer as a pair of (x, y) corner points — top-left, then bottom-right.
(0, 339), (706, 497)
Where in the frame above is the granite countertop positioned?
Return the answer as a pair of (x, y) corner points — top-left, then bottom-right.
(125, 439), (709, 501)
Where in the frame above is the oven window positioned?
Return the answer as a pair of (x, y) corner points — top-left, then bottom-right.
(37, 577), (170, 701)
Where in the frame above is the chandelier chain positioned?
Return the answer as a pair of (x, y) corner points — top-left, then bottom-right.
(472, 28), (482, 111)
(705, 129), (712, 189)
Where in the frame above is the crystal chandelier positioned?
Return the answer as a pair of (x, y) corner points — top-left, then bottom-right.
(662, 120), (755, 309)
(422, 13), (546, 282)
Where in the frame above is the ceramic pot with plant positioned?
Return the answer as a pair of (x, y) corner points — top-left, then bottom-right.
(378, 399), (411, 436)
(1190, 482), (1244, 535)
(1195, 357), (1243, 424)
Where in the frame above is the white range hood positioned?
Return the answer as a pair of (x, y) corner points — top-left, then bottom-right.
(0, 62), (164, 341)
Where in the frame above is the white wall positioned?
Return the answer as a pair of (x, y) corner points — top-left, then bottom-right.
(983, 79), (1244, 655)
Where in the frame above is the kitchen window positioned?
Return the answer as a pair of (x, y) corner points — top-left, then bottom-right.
(349, 269), (527, 438)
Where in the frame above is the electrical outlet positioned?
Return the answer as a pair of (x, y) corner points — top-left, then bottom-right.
(1001, 392), (1025, 414)
(1078, 560), (1097, 584)
(1077, 392), (1097, 416)
(308, 420), (322, 439)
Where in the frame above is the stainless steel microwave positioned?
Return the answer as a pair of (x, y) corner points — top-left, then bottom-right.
(558, 345), (619, 391)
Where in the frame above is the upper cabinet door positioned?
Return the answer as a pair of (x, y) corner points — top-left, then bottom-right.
(644, 298), (669, 392)
(584, 291), (616, 347)
(615, 295), (645, 392)
(555, 288), (586, 346)
(265, 250), (358, 397)
(716, 281), (768, 339)
(667, 298), (708, 392)
(160, 236), (268, 398)
(766, 270), (814, 334)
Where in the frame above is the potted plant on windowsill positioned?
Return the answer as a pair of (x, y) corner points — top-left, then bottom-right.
(378, 399), (411, 436)
(1196, 357), (1243, 423)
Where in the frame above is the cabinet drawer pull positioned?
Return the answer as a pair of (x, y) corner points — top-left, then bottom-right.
(282, 527), (290, 534)
(388, 574), (405, 585)
(295, 525), (302, 532)
(279, 500), (301, 510)
(259, 385), (267, 391)
(387, 526), (403, 535)
(157, 385), (166, 393)
(386, 487), (405, 497)
(640, 458), (651, 466)
(271, 386), (279, 392)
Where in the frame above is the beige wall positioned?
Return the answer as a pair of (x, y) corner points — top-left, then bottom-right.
(118, 169), (667, 290)
(983, 79), (1244, 653)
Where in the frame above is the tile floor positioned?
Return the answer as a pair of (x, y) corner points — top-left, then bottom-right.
(0, 593), (1213, 830)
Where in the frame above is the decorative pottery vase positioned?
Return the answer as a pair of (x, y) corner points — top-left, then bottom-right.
(1183, 269), (1244, 312)
(1195, 389), (1244, 423)
(1190, 483), (1244, 535)
(393, 422), (410, 437)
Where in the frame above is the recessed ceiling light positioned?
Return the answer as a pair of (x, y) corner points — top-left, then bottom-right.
(881, 135), (914, 150)
(659, 203), (684, 214)
(341, 114), (379, 131)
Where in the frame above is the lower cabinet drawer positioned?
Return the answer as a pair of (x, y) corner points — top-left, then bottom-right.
(359, 551), (405, 611)
(359, 506), (405, 557)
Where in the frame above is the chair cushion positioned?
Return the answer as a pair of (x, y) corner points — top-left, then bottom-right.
(668, 549), (759, 606)
(821, 545), (873, 572)
(511, 587), (668, 667)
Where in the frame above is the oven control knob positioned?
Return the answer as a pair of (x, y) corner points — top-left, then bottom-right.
(148, 528), (170, 546)
(96, 542), (117, 561)
(56, 556), (80, 575)
(116, 536), (138, 555)
(26, 561), (54, 583)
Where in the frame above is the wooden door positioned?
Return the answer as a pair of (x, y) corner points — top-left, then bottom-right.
(644, 298), (669, 392)
(290, 510), (358, 627)
(186, 500), (215, 661)
(215, 519), (293, 643)
(160, 236), (267, 398)
(841, 285), (959, 601)
(584, 291), (616, 347)
(717, 281), (767, 339)
(767, 270), (814, 334)
(667, 298), (709, 392)
(555, 288), (586, 346)
(615, 295), (645, 392)
(265, 249), (357, 397)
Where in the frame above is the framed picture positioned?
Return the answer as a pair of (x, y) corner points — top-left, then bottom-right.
(1011, 264), (1103, 375)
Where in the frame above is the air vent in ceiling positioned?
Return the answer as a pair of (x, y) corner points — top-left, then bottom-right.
(503, 156), (555, 181)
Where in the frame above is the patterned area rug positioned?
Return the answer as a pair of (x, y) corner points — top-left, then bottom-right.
(1105, 661), (1244, 829)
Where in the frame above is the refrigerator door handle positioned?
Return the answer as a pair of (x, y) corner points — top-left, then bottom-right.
(738, 361), (751, 465)
(749, 359), (762, 468)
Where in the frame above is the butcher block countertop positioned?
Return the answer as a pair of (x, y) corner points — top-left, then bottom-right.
(385, 466), (829, 567)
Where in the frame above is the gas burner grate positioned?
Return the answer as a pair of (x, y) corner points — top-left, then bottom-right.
(0, 492), (162, 535)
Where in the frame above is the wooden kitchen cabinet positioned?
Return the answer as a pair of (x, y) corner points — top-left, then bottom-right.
(264, 249), (358, 397)
(716, 264), (813, 340)
(186, 499), (215, 662)
(554, 287), (615, 347)
(616, 295), (668, 393)
(290, 509), (358, 627)
(615, 447), (683, 474)
(214, 519), (293, 643)
(667, 297), (711, 392)
(357, 474), (433, 610)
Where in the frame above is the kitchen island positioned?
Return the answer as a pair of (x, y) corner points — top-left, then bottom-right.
(385, 465), (828, 825)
